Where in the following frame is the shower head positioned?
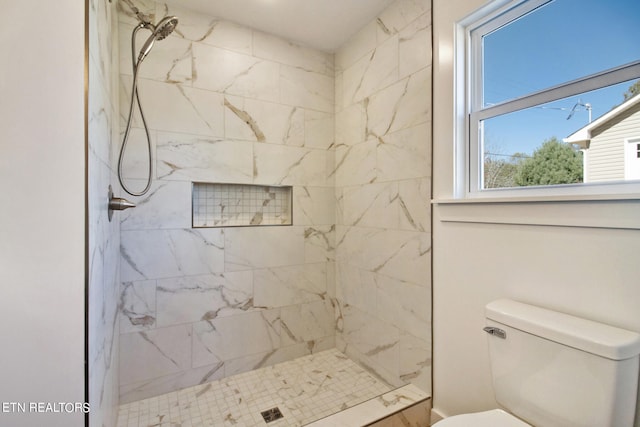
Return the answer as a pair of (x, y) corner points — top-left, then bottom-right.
(137, 16), (179, 63)
(154, 16), (179, 40)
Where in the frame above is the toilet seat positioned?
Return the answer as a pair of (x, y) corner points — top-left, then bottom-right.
(434, 409), (531, 426)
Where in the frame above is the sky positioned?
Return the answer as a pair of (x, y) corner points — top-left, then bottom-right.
(480, 0), (640, 157)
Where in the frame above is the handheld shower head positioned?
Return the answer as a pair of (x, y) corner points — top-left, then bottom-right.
(137, 16), (179, 63)
(155, 16), (179, 40)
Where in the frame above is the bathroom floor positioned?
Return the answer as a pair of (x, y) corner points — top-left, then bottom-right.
(116, 349), (394, 427)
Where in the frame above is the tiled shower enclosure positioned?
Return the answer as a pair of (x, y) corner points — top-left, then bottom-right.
(88, 0), (432, 424)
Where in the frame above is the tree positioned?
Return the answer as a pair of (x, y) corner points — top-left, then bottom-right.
(514, 137), (583, 186)
(484, 153), (527, 188)
(623, 80), (640, 102)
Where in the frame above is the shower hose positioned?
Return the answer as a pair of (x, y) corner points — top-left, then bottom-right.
(117, 23), (153, 197)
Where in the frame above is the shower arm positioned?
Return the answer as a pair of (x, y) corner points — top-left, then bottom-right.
(125, 1), (155, 30)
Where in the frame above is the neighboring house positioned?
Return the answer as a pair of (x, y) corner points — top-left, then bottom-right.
(564, 95), (640, 182)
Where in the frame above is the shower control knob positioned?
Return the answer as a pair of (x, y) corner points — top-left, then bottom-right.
(108, 185), (136, 221)
(109, 197), (136, 211)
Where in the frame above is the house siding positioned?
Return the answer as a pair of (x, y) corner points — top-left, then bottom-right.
(585, 102), (640, 182)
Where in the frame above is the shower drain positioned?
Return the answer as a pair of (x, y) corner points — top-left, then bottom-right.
(261, 407), (284, 423)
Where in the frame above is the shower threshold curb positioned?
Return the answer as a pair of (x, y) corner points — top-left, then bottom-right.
(304, 384), (431, 426)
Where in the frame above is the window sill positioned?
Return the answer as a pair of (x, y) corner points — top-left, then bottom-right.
(432, 195), (640, 230)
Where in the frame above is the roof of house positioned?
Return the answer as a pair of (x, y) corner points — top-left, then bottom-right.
(563, 95), (640, 148)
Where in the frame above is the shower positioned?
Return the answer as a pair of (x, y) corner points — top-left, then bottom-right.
(117, 13), (179, 196)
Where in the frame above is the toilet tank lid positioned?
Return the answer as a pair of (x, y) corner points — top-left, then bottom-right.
(486, 299), (640, 361)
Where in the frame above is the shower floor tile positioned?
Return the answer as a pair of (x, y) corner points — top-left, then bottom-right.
(116, 349), (394, 427)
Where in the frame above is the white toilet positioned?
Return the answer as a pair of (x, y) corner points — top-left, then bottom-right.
(435, 299), (640, 426)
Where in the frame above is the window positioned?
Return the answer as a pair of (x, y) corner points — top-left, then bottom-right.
(625, 139), (640, 180)
(462, 0), (640, 197)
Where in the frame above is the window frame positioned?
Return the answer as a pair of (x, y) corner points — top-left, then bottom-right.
(625, 138), (640, 180)
(459, 0), (640, 199)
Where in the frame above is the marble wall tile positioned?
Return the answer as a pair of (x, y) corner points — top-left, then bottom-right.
(399, 333), (431, 392)
(254, 263), (327, 309)
(399, 13), (432, 80)
(224, 226), (305, 271)
(280, 299), (335, 346)
(305, 110), (335, 150)
(342, 35), (399, 104)
(342, 182), (399, 228)
(89, 1), (121, 425)
(253, 144), (329, 186)
(335, 21), (378, 72)
(119, 22), (193, 84)
(117, 128), (156, 181)
(119, 361), (225, 404)
(155, 132), (253, 183)
(365, 67), (431, 139)
(120, 76), (225, 137)
(253, 30), (334, 76)
(335, 102), (365, 146)
(120, 280), (156, 333)
(120, 228), (224, 281)
(280, 65), (334, 113)
(89, 0), (113, 83)
(335, 263), (376, 314)
(304, 226), (336, 263)
(333, 141), (377, 187)
(156, 271), (254, 327)
(365, 230), (431, 286)
(192, 43), (280, 103)
(335, 71), (344, 112)
(337, 227), (429, 287)
(293, 186), (336, 226)
(158, 3), (253, 55)
(192, 309), (281, 366)
(88, 60), (114, 166)
(191, 322), (224, 369)
(222, 336), (335, 378)
(119, 324), (192, 385)
(376, 274), (430, 338)
(326, 157), (336, 192)
(224, 96), (305, 145)
(334, 0), (432, 400)
(398, 178), (431, 232)
(117, 0), (156, 26)
(377, 122), (431, 182)
(335, 188), (345, 227)
(376, 0), (432, 42)
(120, 180), (192, 230)
(340, 304), (400, 382)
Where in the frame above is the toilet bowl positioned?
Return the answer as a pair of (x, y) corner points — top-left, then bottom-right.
(434, 409), (530, 426)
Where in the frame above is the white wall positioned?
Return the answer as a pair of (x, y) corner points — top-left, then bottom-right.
(0, 1), (85, 426)
(432, 0), (640, 422)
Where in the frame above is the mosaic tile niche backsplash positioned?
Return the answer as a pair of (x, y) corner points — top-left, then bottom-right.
(192, 183), (292, 227)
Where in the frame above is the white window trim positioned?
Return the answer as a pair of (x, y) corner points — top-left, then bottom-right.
(625, 137), (640, 180)
(455, 0), (640, 200)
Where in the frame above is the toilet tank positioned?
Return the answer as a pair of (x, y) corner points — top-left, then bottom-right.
(485, 299), (640, 427)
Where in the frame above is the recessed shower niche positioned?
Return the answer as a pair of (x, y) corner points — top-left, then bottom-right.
(192, 182), (292, 228)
